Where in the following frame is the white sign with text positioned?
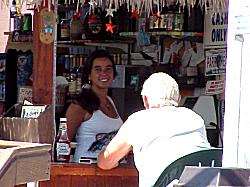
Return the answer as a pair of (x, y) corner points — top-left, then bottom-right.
(204, 9), (228, 48)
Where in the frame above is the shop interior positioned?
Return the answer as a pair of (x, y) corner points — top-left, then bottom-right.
(0, 0), (227, 186)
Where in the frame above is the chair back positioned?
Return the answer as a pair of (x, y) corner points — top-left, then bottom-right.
(153, 148), (223, 187)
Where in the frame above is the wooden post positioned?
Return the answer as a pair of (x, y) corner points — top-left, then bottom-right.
(32, 7), (54, 105)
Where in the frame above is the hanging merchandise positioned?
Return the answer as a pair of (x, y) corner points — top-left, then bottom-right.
(105, 6), (119, 36)
(3, 0), (228, 19)
(17, 50), (33, 86)
(129, 8), (139, 32)
(84, 7), (105, 39)
(39, 8), (56, 44)
(106, 20), (115, 33)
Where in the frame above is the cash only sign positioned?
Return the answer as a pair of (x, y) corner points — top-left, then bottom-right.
(204, 8), (227, 95)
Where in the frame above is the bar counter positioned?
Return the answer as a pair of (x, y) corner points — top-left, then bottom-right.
(38, 162), (139, 187)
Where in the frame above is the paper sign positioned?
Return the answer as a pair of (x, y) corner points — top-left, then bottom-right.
(205, 80), (225, 95)
(21, 105), (46, 118)
(205, 48), (227, 76)
(18, 86), (32, 103)
(204, 9), (228, 48)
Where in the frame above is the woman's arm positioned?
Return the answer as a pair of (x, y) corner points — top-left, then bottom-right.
(65, 102), (87, 141)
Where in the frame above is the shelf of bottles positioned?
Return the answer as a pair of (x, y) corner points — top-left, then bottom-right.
(8, 0), (33, 42)
(55, 1), (205, 101)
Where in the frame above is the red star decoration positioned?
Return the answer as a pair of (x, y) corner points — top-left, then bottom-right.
(106, 20), (116, 33)
(130, 9), (139, 19)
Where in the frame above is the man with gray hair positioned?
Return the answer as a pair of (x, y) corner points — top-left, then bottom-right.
(97, 72), (211, 187)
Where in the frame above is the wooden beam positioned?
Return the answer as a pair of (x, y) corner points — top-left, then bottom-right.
(32, 7), (54, 105)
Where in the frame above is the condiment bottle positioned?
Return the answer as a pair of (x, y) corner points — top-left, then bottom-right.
(70, 13), (83, 40)
(60, 19), (70, 41)
(55, 118), (71, 162)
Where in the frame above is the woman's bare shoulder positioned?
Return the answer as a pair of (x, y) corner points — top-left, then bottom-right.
(66, 102), (86, 116)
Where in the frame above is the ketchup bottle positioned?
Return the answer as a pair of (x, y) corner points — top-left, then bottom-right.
(55, 118), (71, 162)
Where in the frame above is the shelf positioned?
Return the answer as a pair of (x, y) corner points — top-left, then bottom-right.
(57, 39), (135, 53)
(57, 39), (135, 45)
(119, 31), (203, 38)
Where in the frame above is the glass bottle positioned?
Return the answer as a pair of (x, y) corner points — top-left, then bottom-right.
(9, 0), (17, 31)
(55, 118), (71, 162)
(67, 66), (77, 97)
(60, 19), (70, 41)
(70, 13), (83, 40)
(76, 65), (83, 95)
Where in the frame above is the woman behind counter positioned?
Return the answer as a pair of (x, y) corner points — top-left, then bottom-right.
(65, 50), (123, 162)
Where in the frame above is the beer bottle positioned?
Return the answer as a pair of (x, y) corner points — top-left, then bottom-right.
(55, 118), (71, 162)
(9, 0), (17, 31)
(76, 65), (83, 95)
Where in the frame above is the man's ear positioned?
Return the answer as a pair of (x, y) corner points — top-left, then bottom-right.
(142, 95), (149, 109)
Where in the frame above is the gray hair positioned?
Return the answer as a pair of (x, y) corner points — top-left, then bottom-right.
(141, 72), (180, 106)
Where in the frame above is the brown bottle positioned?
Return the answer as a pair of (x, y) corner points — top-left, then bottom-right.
(55, 118), (71, 162)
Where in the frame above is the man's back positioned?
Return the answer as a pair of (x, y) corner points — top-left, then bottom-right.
(97, 73), (212, 187)
(123, 106), (211, 187)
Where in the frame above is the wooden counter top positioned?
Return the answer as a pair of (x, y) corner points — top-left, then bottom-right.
(51, 162), (138, 176)
(39, 162), (139, 187)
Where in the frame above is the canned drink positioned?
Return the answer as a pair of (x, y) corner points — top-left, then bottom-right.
(173, 13), (184, 31)
(149, 16), (155, 30)
(14, 16), (22, 31)
(149, 15), (159, 30)
(160, 13), (174, 31)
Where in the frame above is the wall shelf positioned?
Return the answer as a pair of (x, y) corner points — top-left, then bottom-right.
(119, 31), (203, 37)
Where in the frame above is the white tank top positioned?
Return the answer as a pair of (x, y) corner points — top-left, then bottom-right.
(73, 97), (123, 162)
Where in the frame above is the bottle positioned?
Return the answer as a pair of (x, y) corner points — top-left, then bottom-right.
(70, 13), (83, 40)
(76, 65), (83, 95)
(67, 66), (77, 97)
(55, 118), (71, 162)
(9, 0), (17, 31)
(60, 19), (70, 41)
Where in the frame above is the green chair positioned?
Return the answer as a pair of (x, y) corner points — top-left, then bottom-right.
(153, 148), (223, 187)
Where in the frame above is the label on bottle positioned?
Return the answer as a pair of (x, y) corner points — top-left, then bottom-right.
(56, 142), (70, 156)
(60, 20), (70, 39)
(76, 77), (82, 94)
(68, 79), (76, 95)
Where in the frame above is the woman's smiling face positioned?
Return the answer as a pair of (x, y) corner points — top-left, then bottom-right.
(89, 57), (114, 89)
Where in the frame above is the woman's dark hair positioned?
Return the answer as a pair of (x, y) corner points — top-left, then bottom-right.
(82, 49), (117, 84)
(76, 50), (117, 113)
(75, 88), (100, 114)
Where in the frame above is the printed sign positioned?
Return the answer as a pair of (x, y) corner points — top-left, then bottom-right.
(204, 9), (228, 48)
(17, 86), (32, 103)
(205, 49), (227, 76)
(21, 105), (46, 118)
(205, 80), (225, 95)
